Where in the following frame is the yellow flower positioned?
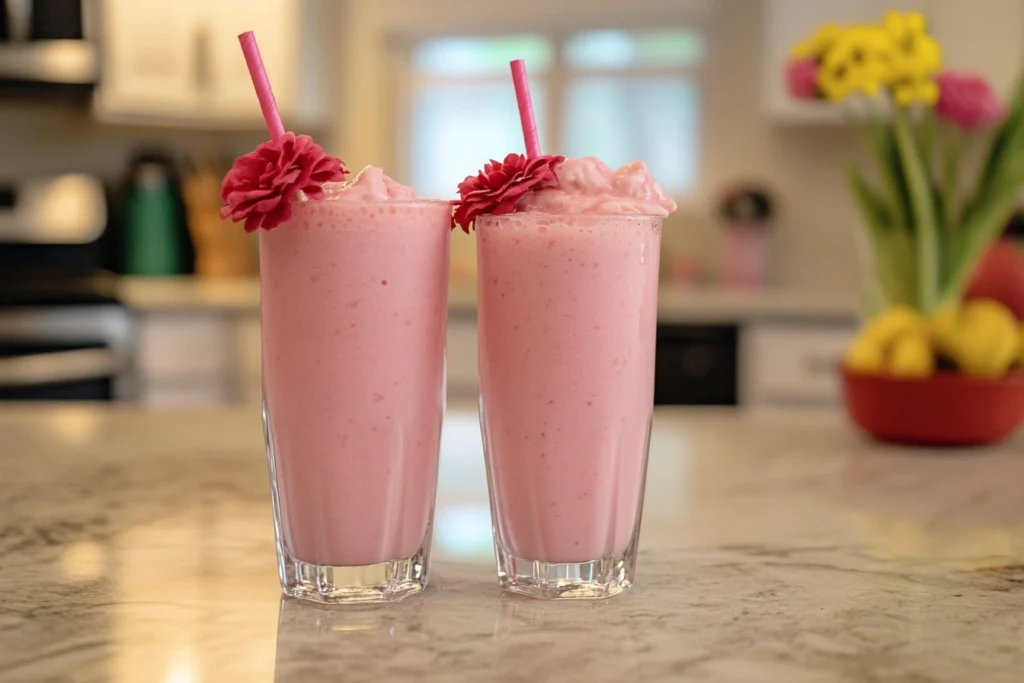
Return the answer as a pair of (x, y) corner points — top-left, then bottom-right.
(886, 10), (927, 37)
(892, 76), (939, 106)
(817, 26), (894, 102)
(791, 23), (842, 60)
(884, 11), (942, 81)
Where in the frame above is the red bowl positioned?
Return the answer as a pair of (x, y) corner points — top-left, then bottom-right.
(841, 368), (1024, 446)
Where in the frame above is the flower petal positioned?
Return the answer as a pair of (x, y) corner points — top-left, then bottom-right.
(452, 153), (564, 231)
(220, 133), (348, 231)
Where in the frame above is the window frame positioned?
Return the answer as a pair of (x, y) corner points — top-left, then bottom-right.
(390, 28), (706, 200)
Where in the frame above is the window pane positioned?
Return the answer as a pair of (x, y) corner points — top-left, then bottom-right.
(562, 77), (698, 194)
(412, 35), (553, 77)
(410, 82), (548, 199)
(565, 30), (704, 70)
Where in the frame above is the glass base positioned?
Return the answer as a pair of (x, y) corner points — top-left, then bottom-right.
(277, 541), (429, 604)
(263, 396), (435, 605)
(494, 542), (636, 600)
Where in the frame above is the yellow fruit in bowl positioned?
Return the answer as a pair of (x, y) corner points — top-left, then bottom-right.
(1019, 326), (1024, 369)
(845, 306), (934, 377)
(963, 299), (1018, 331)
(943, 299), (1020, 379)
(864, 305), (929, 345)
(888, 332), (934, 378)
(930, 306), (961, 356)
(845, 334), (886, 373)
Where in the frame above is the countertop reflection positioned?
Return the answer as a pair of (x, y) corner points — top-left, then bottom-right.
(1, 405), (1022, 682)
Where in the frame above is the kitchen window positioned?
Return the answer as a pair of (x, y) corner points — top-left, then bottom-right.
(403, 29), (704, 201)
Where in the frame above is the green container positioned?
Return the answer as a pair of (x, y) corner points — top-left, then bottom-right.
(124, 163), (183, 276)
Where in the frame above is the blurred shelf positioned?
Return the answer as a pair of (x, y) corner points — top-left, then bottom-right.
(117, 276), (260, 313)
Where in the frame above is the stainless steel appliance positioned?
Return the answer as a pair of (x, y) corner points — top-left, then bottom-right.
(0, 174), (135, 400)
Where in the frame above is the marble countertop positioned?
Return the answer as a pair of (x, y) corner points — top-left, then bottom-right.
(116, 276), (858, 322)
(2, 405), (1021, 682)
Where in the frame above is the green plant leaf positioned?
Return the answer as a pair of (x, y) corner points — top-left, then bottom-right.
(893, 107), (940, 313)
(968, 71), (1024, 220)
(887, 227), (919, 306)
(939, 126), (967, 282)
(943, 162), (1024, 303)
(862, 117), (910, 231)
(919, 107), (936, 176)
(847, 166), (916, 307)
(949, 71), (1024, 304)
(941, 129), (962, 232)
(847, 166), (890, 236)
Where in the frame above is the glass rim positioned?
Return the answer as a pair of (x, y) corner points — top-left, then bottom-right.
(292, 198), (453, 208)
(476, 211), (667, 221)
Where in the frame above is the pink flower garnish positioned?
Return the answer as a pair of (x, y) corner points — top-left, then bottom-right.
(936, 71), (1007, 130)
(786, 58), (819, 100)
(220, 132), (348, 232)
(453, 153), (564, 233)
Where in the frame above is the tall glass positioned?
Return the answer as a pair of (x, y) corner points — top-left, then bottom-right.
(260, 198), (451, 603)
(476, 212), (662, 599)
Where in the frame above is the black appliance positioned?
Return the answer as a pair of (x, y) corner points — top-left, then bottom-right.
(0, 0), (97, 94)
(654, 324), (739, 406)
(0, 174), (134, 401)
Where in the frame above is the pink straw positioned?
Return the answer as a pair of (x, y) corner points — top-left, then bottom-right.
(510, 59), (541, 158)
(238, 31), (286, 142)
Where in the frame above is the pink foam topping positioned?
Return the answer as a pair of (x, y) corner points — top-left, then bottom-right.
(517, 157), (677, 217)
(321, 166), (419, 202)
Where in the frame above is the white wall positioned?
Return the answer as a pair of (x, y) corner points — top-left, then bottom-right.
(698, 0), (865, 290)
(0, 102), (265, 179)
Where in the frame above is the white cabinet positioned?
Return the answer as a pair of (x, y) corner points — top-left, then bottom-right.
(95, 0), (200, 118)
(741, 322), (857, 406)
(762, 0), (1024, 124)
(135, 311), (239, 406)
(95, 0), (325, 128)
(204, 0), (298, 121)
(134, 308), (482, 407)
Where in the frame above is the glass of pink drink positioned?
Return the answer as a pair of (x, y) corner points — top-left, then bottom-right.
(474, 157), (675, 599)
(261, 168), (450, 603)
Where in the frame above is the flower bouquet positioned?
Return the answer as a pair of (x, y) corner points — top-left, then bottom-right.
(785, 11), (1024, 445)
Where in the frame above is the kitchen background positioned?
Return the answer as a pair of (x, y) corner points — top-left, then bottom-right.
(2, 0), (1021, 407)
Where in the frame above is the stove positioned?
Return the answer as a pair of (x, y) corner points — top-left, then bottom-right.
(0, 174), (135, 400)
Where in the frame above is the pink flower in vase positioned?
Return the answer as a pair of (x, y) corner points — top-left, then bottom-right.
(786, 59), (819, 100)
(936, 71), (1007, 130)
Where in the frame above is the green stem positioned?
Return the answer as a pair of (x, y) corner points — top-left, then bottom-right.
(893, 106), (940, 313)
(862, 99), (909, 231)
(941, 127), (963, 234)
(940, 124), (966, 287)
(919, 106), (936, 176)
(940, 165), (1024, 304)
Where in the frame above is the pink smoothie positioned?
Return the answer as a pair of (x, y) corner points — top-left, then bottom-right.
(260, 167), (450, 567)
(477, 157), (675, 564)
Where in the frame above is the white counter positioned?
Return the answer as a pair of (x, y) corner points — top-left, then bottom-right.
(2, 405), (1021, 682)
